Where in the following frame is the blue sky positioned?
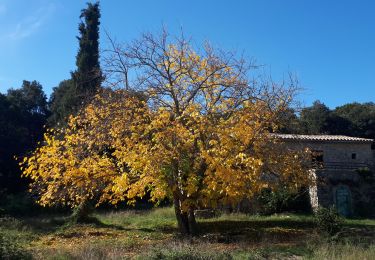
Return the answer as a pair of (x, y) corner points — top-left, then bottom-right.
(0, 0), (374, 108)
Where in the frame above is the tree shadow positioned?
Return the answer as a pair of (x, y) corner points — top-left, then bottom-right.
(13, 213), (178, 237)
(7, 216), (66, 235)
(70, 215), (178, 235)
(195, 219), (315, 244)
(198, 219), (314, 233)
(74, 215), (126, 230)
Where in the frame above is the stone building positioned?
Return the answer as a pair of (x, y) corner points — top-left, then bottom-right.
(276, 134), (375, 217)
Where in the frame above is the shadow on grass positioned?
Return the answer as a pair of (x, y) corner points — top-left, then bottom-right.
(198, 219), (315, 233)
(194, 218), (375, 245)
(72, 216), (126, 230)
(11, 214), (178, 238)
(71, 215), (178, 235)
(19, 214), (69, 234)
(194, 219), (316, 243)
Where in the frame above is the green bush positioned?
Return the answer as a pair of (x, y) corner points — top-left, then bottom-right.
(257, 187), (311, 215)
(0, 229), (31, 260)
(314, 206), (343, 236)
(0, 192), (69, 217)
(0, 193), (39, 216)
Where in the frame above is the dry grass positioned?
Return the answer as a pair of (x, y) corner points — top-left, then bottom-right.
(0, 207), (374, 259)
(309, 243), (375, 260)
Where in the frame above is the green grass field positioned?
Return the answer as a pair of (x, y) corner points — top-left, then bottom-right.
(1, 207), (374, 259)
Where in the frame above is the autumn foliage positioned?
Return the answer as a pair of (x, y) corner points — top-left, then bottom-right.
(21, 32), (312, 235)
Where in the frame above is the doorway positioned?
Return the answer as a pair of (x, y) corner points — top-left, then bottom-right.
(335, 186), (351, 217)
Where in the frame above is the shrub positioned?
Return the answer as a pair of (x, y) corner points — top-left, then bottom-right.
(0, 229), (31, 260)
(0, 193), (39, 216)
(257, 187), (311, 215)
(356, 167), (373, 182)
(314, 206), (343, 236)
(0, 192), (70, 217)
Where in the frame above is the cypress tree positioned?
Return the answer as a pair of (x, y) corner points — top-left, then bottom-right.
(72, 1), (102, 100)
(47, 2), (102, 222)
(49, 2), (102, 125)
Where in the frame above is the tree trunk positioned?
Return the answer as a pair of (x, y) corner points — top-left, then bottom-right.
(188, 208), (197, 235)
(173, 196), (189, 234)
(173, 195), (197, 236)
(70, 199), (94, 223)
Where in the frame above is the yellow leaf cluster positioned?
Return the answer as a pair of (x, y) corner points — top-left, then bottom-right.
(20, 44), (312, 214)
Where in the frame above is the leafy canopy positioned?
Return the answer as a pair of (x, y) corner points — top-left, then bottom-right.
(21, 33), (311, 222)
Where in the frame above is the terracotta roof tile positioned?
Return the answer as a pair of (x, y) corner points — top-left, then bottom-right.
(272, 134), (373, 143)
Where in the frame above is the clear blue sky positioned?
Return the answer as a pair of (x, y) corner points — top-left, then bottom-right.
(0, 0), (374, 108)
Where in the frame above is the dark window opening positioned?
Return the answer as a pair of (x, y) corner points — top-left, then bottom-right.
(312, 150), (324, 167)
(351, 153), (356, 159)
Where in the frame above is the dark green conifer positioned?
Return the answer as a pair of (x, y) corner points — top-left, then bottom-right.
(49, 2), (102, 125)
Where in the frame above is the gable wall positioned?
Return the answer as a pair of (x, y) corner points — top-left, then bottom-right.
(282, 141), (374, 166)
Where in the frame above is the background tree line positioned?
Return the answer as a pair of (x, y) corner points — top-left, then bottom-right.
(0, 2), (101, 212)
(280, 100), (375, 139)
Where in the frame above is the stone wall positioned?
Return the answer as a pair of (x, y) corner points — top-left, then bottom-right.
(283, 139), (375, 217)
(315, 168), (375, 217)
(282, 141), (374, 166)
(216, 138), (375, 216)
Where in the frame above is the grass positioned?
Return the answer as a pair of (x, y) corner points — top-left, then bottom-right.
(307, 243), (375, 260)
(0, 207), (374, 259)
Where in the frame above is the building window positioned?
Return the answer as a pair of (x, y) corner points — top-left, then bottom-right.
(312, 150), (324, 167)
(351, 153), (356, 159)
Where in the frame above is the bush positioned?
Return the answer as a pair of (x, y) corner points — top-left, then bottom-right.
(257, 187), (311, 215)
(0, 192), (70, 217)
(0, 193), (39, 216)
(0, 229), (31, 260)
(314, 206), (343, 236)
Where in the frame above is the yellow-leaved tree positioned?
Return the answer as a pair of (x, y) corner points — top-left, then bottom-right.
(22, 31), (312, 235)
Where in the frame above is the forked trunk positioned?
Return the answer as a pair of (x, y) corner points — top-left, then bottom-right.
(173, 196), (197, 236)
